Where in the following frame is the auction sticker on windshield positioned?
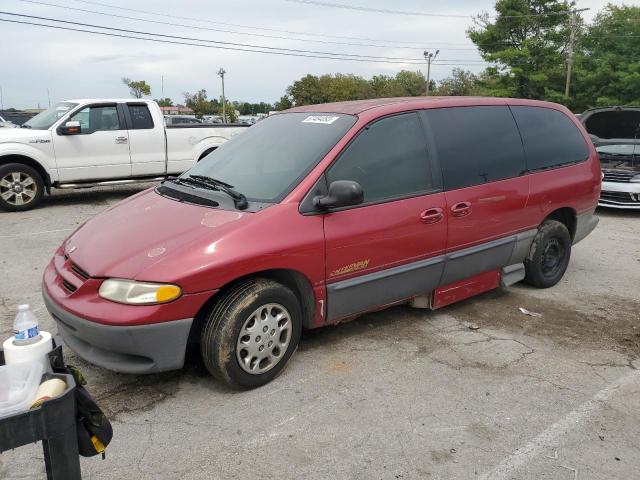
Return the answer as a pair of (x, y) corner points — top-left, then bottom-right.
(302, 115), (340, 125)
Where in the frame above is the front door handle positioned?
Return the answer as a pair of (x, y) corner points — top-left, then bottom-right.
(451, 201), (472, 217)
(115, 136), (128, 144)
(420, 207), (444, 224)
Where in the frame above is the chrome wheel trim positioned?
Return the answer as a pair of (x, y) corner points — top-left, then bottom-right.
(0, 171), (37, 206)
(236, 302), (291, 375)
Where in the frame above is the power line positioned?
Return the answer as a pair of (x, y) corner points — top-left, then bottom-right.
(15, 0), (431, 51)
(0, 11), (428, 62)
(286, 0), (583, 19)
(65, 0), (438, 46)
(0, 16), (488, 66)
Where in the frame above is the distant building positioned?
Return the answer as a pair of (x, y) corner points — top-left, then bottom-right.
(160, 105), (194, 115)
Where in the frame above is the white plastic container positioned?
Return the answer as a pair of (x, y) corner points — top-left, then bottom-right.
(0, 361), (44, 419)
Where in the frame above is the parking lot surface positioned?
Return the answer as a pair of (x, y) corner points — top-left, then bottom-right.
(1, 186), (639, 479)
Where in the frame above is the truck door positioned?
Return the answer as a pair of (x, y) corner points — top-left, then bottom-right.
(52, 103), (131, 181)
(124, 103), (168, 177)
(322, 112), (447, 322)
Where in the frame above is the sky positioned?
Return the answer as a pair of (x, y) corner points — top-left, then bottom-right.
(0, 0), (626, 109)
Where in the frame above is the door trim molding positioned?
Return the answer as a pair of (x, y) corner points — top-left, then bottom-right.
(325, 228), (537, 322)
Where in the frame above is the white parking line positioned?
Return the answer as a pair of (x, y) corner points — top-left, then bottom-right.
(479, 369), (640, 480)
(0, 227), (75, 239)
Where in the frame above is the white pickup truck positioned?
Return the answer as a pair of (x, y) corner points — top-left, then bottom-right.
(0, 99), (248, 211)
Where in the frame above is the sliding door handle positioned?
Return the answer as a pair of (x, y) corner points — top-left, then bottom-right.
(451, 201), (472, 217)
(420, 207), (444, 224)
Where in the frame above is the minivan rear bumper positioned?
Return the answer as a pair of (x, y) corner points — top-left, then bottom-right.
(43, 289), (193, 374)
(573, 209), (599, 244)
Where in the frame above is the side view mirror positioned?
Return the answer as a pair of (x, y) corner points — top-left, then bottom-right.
(59, 121), (81, 135)
(314, 180), (364, 210)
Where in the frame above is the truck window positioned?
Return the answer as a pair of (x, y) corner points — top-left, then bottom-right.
(326, 112), (433, 203)
(510, 106), (589, 171)
(127, 104), (154, 129)
(69, 105), (121, 134)
(424, 106), (526, 191)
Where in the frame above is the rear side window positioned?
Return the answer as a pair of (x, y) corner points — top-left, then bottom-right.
(511, 106), (589, 171)
(424, 106), (525, 191)
(326, 112), (433, 203)
(127, 104), (154, 129)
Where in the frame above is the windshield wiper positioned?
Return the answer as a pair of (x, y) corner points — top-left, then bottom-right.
(171, 175), (248, 210)
(20, 124), (32, 129)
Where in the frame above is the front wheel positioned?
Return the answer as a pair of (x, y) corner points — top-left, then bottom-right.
(0, 163), (44, 211)
(523, 220), (571, 288)
(200, 278), (302, 388)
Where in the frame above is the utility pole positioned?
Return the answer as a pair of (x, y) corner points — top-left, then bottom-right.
(47, 88), (51, 108)
(161, 75), (164, 99)
(217, 68), (227, 123)
(564, 8), (589, 98)
(423, 50), (439, 95)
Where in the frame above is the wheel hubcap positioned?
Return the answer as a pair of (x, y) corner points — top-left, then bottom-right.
(541, 238), (564, 277)
(0, 172), (37, 206)
(236, 303), (291, 375)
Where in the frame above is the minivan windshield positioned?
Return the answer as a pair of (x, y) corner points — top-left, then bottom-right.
(22, 102), (78, 129)
(183, 112), (357, 202)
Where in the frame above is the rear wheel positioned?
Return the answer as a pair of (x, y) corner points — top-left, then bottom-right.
(0, 163), (44, 211)
(523, 220), (571, 288)
(200, 278), (302, 388)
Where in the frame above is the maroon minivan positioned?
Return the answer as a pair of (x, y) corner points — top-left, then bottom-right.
(43, 97), (600, 388)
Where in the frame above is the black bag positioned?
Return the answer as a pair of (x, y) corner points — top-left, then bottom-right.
(74, 379), (113, 458)
(51, 359), (113, 458)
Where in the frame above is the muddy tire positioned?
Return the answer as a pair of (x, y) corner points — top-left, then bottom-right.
(524, 220), (571, 288)
(200, 278), (302, 389)
(0, 163), (44, 212)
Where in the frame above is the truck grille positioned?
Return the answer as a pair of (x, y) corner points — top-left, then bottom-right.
(602, 170), (636, 183)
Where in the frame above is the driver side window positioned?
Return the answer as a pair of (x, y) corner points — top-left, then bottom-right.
(326, 112), (433, 204)
(69, 105), (121, 134)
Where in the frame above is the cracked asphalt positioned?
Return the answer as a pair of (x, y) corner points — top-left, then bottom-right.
(1, 186), (639, 479)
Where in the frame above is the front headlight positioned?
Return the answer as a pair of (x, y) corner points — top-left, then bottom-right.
(98, 279), (182, 305)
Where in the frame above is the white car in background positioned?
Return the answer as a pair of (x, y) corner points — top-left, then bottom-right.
(0, 99), (248, 211)
(581, 106), (640, 210)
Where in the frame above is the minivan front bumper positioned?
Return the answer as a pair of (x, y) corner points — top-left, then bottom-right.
(599, 181), (640, 210)
(43, 289), (193, 374)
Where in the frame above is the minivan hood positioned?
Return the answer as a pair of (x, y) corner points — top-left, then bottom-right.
(64, 188), (249, 280)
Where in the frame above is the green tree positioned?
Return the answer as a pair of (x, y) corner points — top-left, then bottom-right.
(155, 97), (173, 107)
(275, 95), (293, 110)
(394, 70), (427, 96)
(219, 100), (238, 122)
(122, 77), (151, 98)
(435, 69), (481, 96)
(183, 89), (214, 118)
(287, 74), (326, 105)
(468, 0), (573, 100)
(572, 5), (640, 110)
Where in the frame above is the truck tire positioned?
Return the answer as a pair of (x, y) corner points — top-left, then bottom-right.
(0, 163), (44, 212)
(200, 278), (302, 388)
(523, 220), (571, 288)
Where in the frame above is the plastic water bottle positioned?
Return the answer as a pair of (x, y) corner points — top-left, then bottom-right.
(12, 304), (42, 346)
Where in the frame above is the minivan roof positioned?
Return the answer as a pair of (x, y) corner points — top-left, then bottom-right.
(286, 96), (564, 115)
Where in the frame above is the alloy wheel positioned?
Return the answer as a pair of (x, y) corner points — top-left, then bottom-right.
(0, 171), (37, 206)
